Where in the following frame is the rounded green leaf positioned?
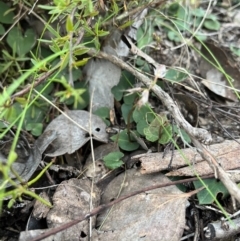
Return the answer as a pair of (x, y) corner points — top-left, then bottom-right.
(167, 31), (181, 42)
(123, 92), (138, 105)
(3, 103), (22, 125)
(144, 126), (159, 142)
(111, 129), (139, 151)
(112, 71), (135, 101)
(159, 125), (172, 145)
(165, 68), (188, 82)
(103, 151), (124, 169)
(191, 8), (205, 17)
(121, 103), (133, 124)
(94, 107), (110, 126)
(26, 123), (43, 136)
(204, 19), (220, 31)
(7, 27), (36, 57)
(132, 105), (154, 123)
(167, 2), (180, 16)
(136, 119), (149, 136)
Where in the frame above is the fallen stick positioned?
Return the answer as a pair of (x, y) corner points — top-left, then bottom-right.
(131, 139), (240, 176)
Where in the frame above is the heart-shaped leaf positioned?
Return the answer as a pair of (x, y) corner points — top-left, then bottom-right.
(111, 129), (139, 151)
(103, 151), (124, 169)
(26, 123), (43, 137)
(6, 27), (36, 57)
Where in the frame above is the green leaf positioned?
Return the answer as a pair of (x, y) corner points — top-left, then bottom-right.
(195, 33), (207, 42)
(74, 47), (90, 56)
(26, 123), (43, 136)
(133, 105), (154, 124)
(3, 103), (22, 125)
(159, 124), (172, 145)
(230, 45), (240, 57)
(7, 199), (15, 209)
(121, 103), (133, 124)
(35, 82), (54, 96)
(119, 20), (134, 30)
(94, 107), (110, 126)
(83, 25), (95, 36)
(85, 0), (94, 15)
(94, 37), (101, 50)
(191, 8), (205, 17)
(123, 92), (138, 105)
(167, 2), (180, 16)
(144, 125), (159, 142)
(111, 129), (139, 151)
(0, 2), (14, 24)
(60, 52), (71, 71)
(56, 68), (82, 83)
(165, 68), (188, 82)
(38, 4), (56, 11)
(97, 29), (109, 37)
(175, 5), (190, 30)
(137, 20), (154, 48)
(6, 27), (36, 57)
(143, 114), (172, 144)
(135, 57), (151, 73)
(0, 61), (13, 74)
(172, 19), (190, 31)
(103, 151), (124, 169)
(112, 0), (119, 13)
(0, 47), (67, 108)
(194, 179), (229, 205)
(167, 31), (181, 42)
(173, 125), (191, 144)
(112, 71), (135, 101)
(203, 19), (220, 31)
(136, 119), (149, 136)
(66, 15), (74, 32)
(73, 57), (90, 67)
(24, 103), (48, 130)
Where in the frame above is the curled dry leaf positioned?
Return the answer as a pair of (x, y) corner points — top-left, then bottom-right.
(42, 110), (108, 157)
(199, 42), (240, 102)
